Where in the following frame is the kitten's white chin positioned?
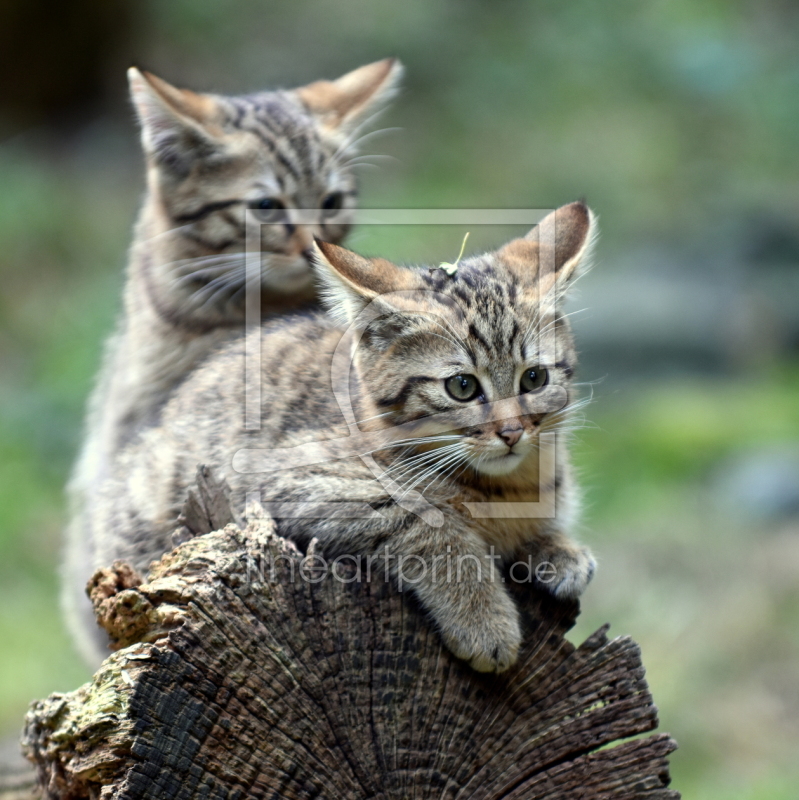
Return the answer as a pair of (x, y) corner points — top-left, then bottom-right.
(470, 451), (526, 476)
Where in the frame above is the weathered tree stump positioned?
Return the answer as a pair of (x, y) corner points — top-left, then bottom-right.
(19, 497), (679, 799)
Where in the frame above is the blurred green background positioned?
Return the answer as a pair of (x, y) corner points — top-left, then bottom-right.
(1, 1), (798, 796)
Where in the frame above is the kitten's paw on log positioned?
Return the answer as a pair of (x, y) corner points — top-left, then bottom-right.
(438, 596), (522, 673)
(537, 544), (596, 599)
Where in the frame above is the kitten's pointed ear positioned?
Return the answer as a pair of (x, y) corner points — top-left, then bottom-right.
(311, 239), (412, 327)
(499, 202), (597, 296)
(296, 58), (403, 138)
(128, 67), (219, 175)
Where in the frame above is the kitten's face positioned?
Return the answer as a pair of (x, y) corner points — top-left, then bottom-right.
(371, 305), (574, 478)
(129, 60), (401, 316)
(355, 266), (577, 479)
(314, 202), (594, 482)
(159, 104), (358, 291)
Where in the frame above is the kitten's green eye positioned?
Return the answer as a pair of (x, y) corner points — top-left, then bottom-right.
(445, 374), (481, 402)
(520, 367), (549, 394)
(250, 197), (286, 223)
(321, 192), (344, 216)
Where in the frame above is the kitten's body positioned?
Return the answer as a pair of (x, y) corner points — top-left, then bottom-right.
(78, 203), (597, 672)
(64, 60), (402, 665)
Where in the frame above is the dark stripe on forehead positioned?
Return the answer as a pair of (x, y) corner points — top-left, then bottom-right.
(296, 128), (316, 183)
(451, 285), (472, 306)
(467, 322), (492, 355)
(236, 107), (305, 181)
(252, 99), (320, 155)
(251, 96), (301, 131)
(242, 121), (276, 153)
(458, 271), (479, 290)
(508, 319), (521, 349)
(246, 123), (303, 182)
(275, 149), (303, 183)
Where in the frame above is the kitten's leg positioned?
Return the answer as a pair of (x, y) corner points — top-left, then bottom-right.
(373, 522), (522, 673)
(515, 530), (596, 600)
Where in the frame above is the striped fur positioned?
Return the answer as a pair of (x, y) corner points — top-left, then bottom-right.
(63, 60), (402, 666)
(74, 203), (598, 673)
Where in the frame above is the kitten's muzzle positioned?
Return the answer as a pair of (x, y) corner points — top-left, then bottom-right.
(497, 422), (524, 447)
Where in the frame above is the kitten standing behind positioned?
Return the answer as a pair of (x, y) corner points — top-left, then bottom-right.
(64, 59), (402, 665)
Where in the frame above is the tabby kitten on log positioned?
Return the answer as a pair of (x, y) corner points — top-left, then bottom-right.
(79, 202), (597, 672)
(64, 59), (402, 665)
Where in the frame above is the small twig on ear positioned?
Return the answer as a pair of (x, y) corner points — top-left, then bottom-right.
(436, 232), (470, 276)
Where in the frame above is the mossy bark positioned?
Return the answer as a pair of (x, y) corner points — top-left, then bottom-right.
(19, 501), (679, 799)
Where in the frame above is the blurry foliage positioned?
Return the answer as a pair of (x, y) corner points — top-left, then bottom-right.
(1, 1), (798, 797)
(575, 368), (799, 524)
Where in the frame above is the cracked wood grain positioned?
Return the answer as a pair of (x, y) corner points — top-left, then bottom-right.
(20, 495), (679, 799)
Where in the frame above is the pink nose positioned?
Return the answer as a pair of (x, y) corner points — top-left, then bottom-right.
(498, 425), (523, 447)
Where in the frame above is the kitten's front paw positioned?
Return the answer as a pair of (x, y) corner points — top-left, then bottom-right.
(438, 596), (522, 673)
(536, 544), (596, 599)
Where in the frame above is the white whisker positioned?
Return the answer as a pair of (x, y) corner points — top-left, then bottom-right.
(384, 443), (461, 483)
(354, 410), (395, 425)
(397, 449), (464, 501)
(347, 162), (381, 172)
(342, 154), (400, 168)
(424, 317), (470, 356)
(525, 307), (588, 347)
(334, 120), (402, 160)
(424, 452), (469, 495)
(355, 434), (461, 459)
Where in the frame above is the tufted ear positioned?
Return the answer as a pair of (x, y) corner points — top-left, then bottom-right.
(311, 239), (428, 335)
(311, 239), (396, 326)
(296, 58), (403, 138)
(128, 67), (220, 176)
(498, 202), (597, 298)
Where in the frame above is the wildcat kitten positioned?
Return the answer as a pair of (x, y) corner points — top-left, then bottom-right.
(78, 202), (597, 672)
(64, 59), (402, 665)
